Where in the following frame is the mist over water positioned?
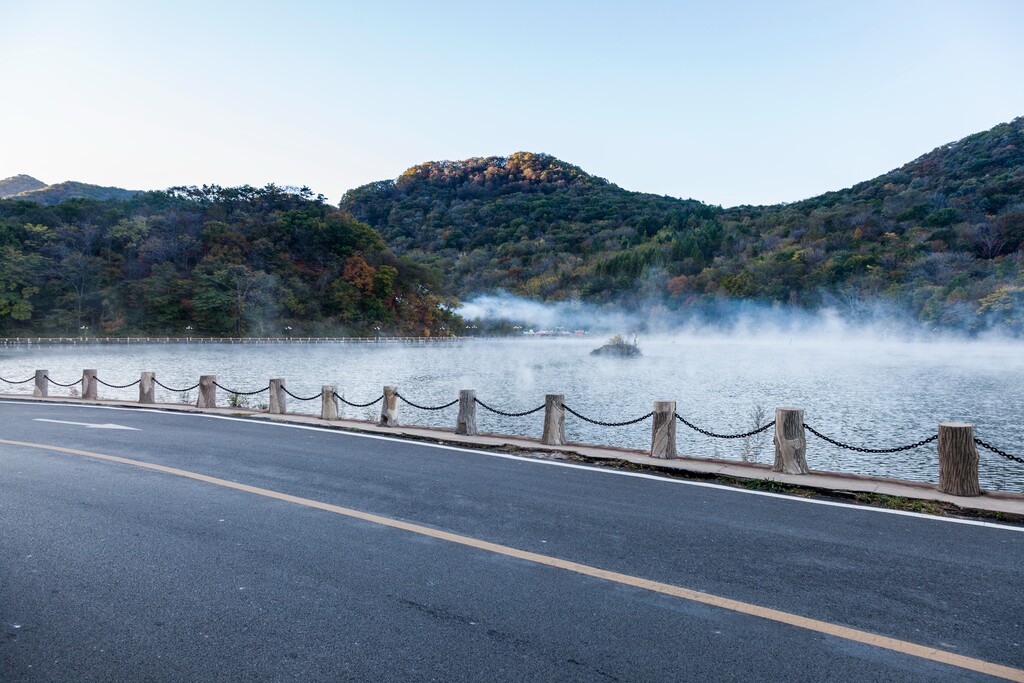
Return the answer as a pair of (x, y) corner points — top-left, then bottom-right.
(2, 327), (1022, 492)
(458, 291), (1020, 342)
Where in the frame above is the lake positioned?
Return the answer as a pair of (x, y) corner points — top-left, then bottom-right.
(2, 335), (1022, 492)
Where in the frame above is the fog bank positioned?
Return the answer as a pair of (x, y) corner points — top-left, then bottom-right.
(458, 292), (1021, 344)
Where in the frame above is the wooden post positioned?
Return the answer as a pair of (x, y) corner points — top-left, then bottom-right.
(269, 378), (286, 414)
(379, 385), (398, 426)
(33, 369), (48, 397)
(321, 385), (338, 420)
(773, 407), (809, 474)
(82, 369), (98, 399)
(455, 389), (477, 436)
(650, 400), (677, 459)
(938, 422), (981, 496)
(139, 372), (155, 404)
(197, 375), (216, 408)
(541, 393), (565, 446)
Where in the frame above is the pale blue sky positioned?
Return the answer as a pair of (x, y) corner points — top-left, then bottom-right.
(2, 0), (1022, 207)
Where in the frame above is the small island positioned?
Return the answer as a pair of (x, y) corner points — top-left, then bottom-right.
(590, 334), (642, 358)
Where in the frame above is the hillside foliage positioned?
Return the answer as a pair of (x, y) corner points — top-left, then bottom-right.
(0, 185), (459, 337)
(342, 122), (1024, 333)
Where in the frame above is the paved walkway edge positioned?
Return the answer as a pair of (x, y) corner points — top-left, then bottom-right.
(4, 393), (1023, 517)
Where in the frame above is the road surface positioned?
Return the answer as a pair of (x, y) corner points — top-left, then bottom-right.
(1, 400), (1022, 681)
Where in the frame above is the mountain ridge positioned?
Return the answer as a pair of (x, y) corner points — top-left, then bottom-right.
(0, 175), (140, 204)
(341, 117), (1024, 332)
(0, 174), (47, 197)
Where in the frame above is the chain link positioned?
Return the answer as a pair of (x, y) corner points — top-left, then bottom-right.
(396, 393), (458, 411)
(804, 424), (937, 453)
(212, 381), (269, 396)
(474, 398), (545, 417)
(44, 375), (83, 388)
(96, 378), (142, 389)
(340, 394), (384, 408)
(282, 387), (323, 401)
(153, 379), (200, 393)
(564, 404), (653, 427)
(0, 375), (35, 384)
(974, 437), (1024, 465)
(675, 414), (774, 439)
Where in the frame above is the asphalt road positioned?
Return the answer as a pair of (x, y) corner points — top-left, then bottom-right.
(1, 401), (1022, 682)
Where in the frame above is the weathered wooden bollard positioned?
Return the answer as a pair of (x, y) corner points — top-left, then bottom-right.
(34, 369), (48, 397)
(269, 378), (286, 414)
(773, 407), (809, 474)
(456, 389), (477, 436)
(197, 375), (216, 408)
(650, 401), (677, 459)
(139, 372), (155, 404)
(321, 385), (338, 420)
(82, 369), (98, 399)
(379, 385), (398, 426)
(542, 393), (565, 446)
(938, 422), (981, 496)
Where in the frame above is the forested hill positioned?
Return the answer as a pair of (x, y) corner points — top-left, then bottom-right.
(0, 175), (140, 204)
(0, 186), (459, 337)
(0, 175), (47, 197)
(341, 120), (1024, 332)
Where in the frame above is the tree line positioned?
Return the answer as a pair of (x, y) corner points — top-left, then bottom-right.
(0, 185), (461, 337)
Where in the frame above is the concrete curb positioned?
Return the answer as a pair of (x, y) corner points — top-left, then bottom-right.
(4, 393), (1023, 517)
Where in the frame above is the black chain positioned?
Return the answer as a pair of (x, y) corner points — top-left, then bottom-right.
(974, 438), (1024, 465)
(44, 375), (83, 387)
(564, 404), (653, 427)
(396, 393), (458, 411)
(0, 375), (35, 384)
(213, 381), (269, 396)
(282, 387), (323, 401)
(804, 424), (937, 453)
(340, 394), (384, 408)
(96, 378), (142, 389)
(675, 414), (774, 439)
(153, 379), (201, 393)
(474, 398), (545, 417)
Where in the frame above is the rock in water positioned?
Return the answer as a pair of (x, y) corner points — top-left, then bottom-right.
(590, 335), (641, 357)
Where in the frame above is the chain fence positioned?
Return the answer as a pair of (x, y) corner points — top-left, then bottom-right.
(96, 377), (142, 389)
(975, 438), (1024, 465)
(396, 393), (459, 411)
(474, 398), (545, 417)
(339, 394), (384, 408)
(44, 375), (82, 388)
(676, 413), (774, 439)
(563, 404), (653, 427)
(283, 387), (323, 401)
(4, 368), (1022, 473)
(0, 375), (35, 384)
(804, 424), (938, 453)
(212, 381), (269, 396)
(153, 378), (201, 393)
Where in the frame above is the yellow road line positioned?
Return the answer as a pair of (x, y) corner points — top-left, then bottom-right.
(3, 436), (1022, 681)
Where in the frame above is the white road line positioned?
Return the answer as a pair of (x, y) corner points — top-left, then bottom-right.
(34, 418), (139, 430)
(3, 399), (1022, 533)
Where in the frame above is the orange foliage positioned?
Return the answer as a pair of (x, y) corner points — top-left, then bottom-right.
(342, 255), (376, 294)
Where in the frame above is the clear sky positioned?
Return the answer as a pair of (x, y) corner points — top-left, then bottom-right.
(1, 0), (1022, 207)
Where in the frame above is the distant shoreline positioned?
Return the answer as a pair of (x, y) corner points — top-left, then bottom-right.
(0, 336), (467, 346)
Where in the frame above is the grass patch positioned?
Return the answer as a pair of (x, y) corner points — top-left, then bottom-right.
(850, 492), (946, 515)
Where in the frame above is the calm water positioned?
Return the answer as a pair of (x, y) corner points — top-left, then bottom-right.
(2, 336), (1023, 492)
